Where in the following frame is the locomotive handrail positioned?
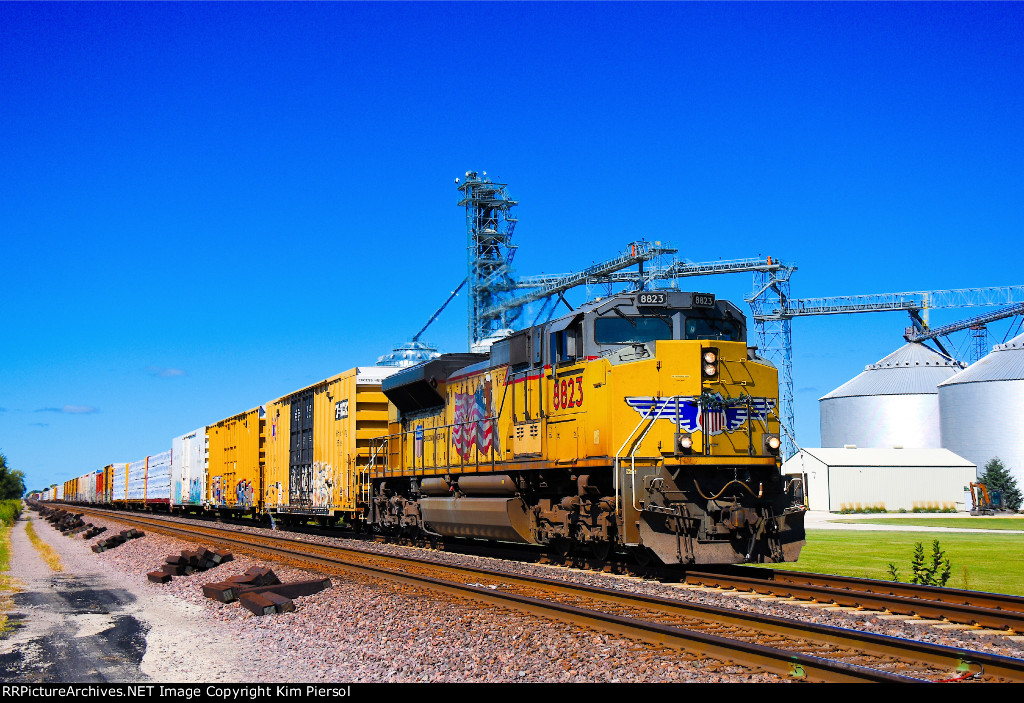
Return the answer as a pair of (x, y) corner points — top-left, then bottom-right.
(614, 401), (662, 531)
(628, 400), (671, 512)
(369, 416), (500, 475)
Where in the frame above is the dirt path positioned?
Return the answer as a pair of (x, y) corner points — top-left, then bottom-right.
(0, 514), (253, 683)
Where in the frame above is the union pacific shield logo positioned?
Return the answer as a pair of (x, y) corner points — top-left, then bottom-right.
(624, 395), (776, 435)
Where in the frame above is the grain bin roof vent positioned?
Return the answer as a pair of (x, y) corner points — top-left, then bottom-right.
(938, 332), (1024, 386)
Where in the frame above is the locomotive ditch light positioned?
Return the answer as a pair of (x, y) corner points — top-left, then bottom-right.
(763, 434), (781, 455)
(676, 432), (694, 454)
(701, 347), (719, 379)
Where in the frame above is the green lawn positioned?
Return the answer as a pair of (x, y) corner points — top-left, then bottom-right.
(760, 530), (1024, 596)
(829, 517), (1024, 531)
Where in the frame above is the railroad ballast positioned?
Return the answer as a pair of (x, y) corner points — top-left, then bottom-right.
(52, 290), (806, 565)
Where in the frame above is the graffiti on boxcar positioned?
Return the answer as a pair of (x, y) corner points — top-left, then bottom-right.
(189, 477), (203, 504)
(312, 462), (333, 508)
(211, 476), (224, 505)
(235, 479), (255, 508)
(265, 481), (283, 507)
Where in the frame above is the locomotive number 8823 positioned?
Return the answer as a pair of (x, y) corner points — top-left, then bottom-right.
(371, 290), (806, 565)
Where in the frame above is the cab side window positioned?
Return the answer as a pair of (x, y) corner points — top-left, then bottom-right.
(551, 323), (584, 364)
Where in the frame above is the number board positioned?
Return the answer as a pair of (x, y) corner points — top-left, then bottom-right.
(637, 292), (667, 306)
(693, 293), (716, 308)
(552, 375), (584, 411)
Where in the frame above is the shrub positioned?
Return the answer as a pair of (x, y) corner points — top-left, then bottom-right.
(889, 539), (951, 586)
(0, 500), (21, 526)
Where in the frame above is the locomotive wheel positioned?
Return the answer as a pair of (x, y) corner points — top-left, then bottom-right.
(589, 540), (612, 563)
(549, 537), (572, 562)
(630, 545), (653, 567)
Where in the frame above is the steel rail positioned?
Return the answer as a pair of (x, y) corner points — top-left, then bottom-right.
(683, 569), (1024, 633)
(729, 567), (1024, 615)
(63, 507), (1024, 682)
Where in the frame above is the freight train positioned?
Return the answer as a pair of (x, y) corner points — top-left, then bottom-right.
(51, 290), (806, 565)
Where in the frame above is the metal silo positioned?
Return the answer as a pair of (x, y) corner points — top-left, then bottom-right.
(820, 342), (963, 449)
(939, 332), (1024, 486)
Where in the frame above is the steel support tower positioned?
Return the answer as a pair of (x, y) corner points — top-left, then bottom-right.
(457, 172), (519, 348)
(745, 264), (798, 458)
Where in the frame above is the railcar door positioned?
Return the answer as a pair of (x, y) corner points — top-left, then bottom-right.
(289, 389), (315, 507)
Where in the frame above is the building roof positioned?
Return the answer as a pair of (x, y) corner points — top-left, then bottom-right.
(820, 342), (962, 400)
(938, 332), (1024, 386)
(784, 447), (976, 469)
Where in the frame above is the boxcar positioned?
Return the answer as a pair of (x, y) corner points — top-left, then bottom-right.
(265, 367), (395, 525)
(207, 406), (265, 516)
(171, 427), (208, 511)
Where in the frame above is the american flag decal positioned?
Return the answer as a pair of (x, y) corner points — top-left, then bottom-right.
(451, 380), (499, 459)
(624, 395), (775, 436)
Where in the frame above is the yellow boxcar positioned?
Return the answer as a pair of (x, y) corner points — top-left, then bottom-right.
(207, 406), (265, 515)
(265, 367), (394, 525)
(100, 465), (113, 504)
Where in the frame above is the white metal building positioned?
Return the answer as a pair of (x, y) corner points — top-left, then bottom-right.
(782, 447), (977, 512)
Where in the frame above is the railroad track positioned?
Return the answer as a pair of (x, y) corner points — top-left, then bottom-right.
(682, 566), (1024, 633)
(59, 505), (1024, 683)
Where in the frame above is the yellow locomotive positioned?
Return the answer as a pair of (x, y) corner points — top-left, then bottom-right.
(370, 290), (806, 565)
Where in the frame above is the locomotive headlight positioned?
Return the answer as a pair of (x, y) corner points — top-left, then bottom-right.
(701, 347), (719, 379)
(763, 434), (781, 455)
(676, 432), (694, 454)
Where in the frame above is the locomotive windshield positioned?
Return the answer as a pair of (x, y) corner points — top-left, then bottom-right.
(594, 316), (673, 345)
(683, 314), (742, 341)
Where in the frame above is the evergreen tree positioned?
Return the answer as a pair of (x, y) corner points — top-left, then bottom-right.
(979, 457), (1022, 511)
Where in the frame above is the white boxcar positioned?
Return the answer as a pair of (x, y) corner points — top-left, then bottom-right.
(127, 458), (147, 502)
(55, 484), (64, 501)
(147, 450), (172, 504)
(82, 471), (97, 503)
(172, 428), (207, 507)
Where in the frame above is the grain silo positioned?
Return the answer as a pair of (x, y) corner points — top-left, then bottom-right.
(938, 332), (1024, 485)
(820, 342), (963, 449)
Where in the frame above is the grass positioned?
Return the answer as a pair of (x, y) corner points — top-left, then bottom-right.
(829, 517), (1024, 531)
(0, 503), (21, 635)
(24, 518), (62, 573)
(761, 530), (1024, 596)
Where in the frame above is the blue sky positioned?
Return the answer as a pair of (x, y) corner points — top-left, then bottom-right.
(2, 2), (1021, 491)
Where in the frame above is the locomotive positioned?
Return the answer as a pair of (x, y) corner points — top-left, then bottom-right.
(370, 290), (806, 565)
